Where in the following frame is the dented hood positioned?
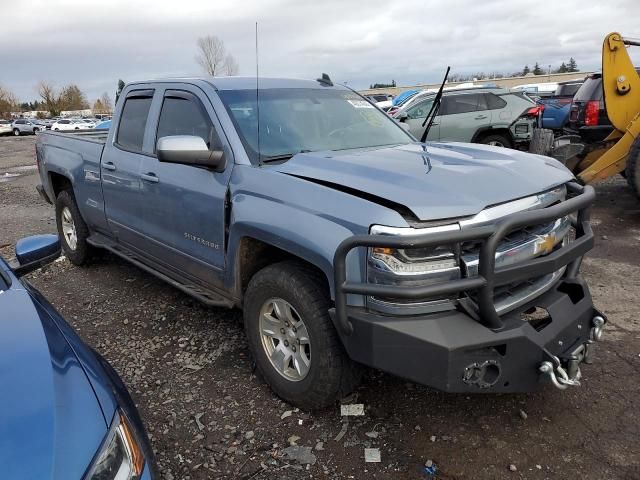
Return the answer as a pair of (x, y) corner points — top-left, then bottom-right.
(272, 142), (574, 221)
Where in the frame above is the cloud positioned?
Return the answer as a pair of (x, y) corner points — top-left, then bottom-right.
(1, 0), (638, 102)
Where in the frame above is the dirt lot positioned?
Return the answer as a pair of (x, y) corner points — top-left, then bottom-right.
(1, 135), (639, 479)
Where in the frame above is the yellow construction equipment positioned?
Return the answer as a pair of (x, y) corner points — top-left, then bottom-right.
(533, 33), (640, 197)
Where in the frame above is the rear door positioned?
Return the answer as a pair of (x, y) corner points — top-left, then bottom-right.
(438, 93), (492, 142)
(136, 86), (232, 287)
(101, 89), (154, 250)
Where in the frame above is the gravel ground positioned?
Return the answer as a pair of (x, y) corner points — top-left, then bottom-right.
(1, 135), (639, 479)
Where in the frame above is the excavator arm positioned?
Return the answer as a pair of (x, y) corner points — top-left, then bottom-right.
(578, 33), (640, 184)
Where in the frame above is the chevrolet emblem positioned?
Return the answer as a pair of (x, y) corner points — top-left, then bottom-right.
(535, 234), (557, 255)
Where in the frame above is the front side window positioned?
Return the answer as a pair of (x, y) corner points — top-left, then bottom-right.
(117, 95), (153, 152)
(218, 88), (411, 163)
(406, 99), (435, 119)
(156, 95), (222, 151)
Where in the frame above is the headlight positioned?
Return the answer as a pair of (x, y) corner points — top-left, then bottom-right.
(86, 411), (145, 480)
(367, 225), (461, 315)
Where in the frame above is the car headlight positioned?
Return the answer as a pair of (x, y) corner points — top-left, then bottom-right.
(367, 225), (461, 315)
(86, 410), (145, 480)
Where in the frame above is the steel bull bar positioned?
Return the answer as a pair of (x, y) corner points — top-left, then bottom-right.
(330, 182), (606, 391)
(333, 182), (596, 336)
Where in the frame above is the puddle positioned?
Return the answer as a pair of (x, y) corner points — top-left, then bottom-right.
(0, 172), (21, 183)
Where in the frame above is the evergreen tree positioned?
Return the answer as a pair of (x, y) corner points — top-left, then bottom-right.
(533, 62), (543, 75)
(522, 65), (530, 75)
(556, 62), (568, 73)
(567, 58), (578, 72)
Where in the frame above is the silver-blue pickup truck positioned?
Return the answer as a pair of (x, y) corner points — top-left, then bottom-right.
(35, 76), (605, 409)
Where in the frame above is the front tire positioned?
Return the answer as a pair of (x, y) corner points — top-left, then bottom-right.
(625, 136), (640, 199)
(13, 128), (20, 136)
(244, 261), (358, 410)
(479, 133), (512, 149)
(55, 190), (94, 265)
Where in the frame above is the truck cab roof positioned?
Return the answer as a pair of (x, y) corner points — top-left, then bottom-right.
(128, 76), (347, 91)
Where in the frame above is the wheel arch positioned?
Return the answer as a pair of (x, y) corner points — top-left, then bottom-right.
(471, 126), (515, 144)
(228, 232), (334, 306)
(48, 171), (74, 199)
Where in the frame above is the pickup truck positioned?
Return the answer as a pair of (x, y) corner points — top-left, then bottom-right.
(35, 77), (605, 409)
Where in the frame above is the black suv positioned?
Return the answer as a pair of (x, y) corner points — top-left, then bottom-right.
(566, 73), (612, 143)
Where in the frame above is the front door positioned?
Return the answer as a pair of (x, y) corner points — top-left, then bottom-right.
(137, 88), (232, 288)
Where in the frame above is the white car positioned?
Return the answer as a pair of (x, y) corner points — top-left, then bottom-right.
(0, 120), (12, 135)
(77, 119), (96, 129)
(52, 119), (86, 131)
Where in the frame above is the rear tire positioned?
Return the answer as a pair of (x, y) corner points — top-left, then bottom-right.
(479, 133), (513, 149)
(55, 189), (94, 265)
(625, 136), (640, 199)
(243, 261), (359, 410)
(13, 128), (20, 136)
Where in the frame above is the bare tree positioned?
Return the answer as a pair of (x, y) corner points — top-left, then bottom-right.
(100, 92), (113, 113)
(195, 35), (239, 76)
(0, 86), (19, 117)
(38, 81), (60, 115)
(223, 54), (239, 76)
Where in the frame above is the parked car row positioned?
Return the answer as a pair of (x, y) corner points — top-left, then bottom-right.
(1, 116), (112, 137)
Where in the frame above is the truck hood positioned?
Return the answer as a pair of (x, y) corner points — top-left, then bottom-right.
(272, 142), (574, 221)
(0, 287), (107, 479)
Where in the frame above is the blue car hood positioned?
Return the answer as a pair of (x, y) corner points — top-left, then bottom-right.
(0, 286), (107, 480)
(272, 142), (574, 221)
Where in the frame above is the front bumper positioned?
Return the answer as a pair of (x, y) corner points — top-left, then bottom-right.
(332, 182), (604, 392)
(332, 277), (605, 392)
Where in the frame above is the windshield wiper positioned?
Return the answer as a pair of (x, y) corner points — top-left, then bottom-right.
(260, 150), (311, 164)
(420, 66), (450, 143)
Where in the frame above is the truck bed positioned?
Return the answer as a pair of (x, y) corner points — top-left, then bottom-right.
(42, 129), (109, 144)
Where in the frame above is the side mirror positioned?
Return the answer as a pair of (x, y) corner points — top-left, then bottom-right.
(396, 111), (409, 123)
(13, 234), (61, 277)
(157, 135), (225, 171)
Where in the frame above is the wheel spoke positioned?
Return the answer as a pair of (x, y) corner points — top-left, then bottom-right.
(262, 310), (283, 327)
(294, 322), (309, 343)
(293, 351), (310, 377)
(272, 299), (293, 322)
(270, 344), (291, 373)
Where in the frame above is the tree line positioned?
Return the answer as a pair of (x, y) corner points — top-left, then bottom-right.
(0, 82), (114, 118)
(448, 58), (579, 83)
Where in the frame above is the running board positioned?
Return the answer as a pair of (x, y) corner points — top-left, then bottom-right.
(87, 233), (236, 308)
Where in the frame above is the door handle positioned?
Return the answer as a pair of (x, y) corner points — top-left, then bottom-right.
(141, 172), (159, 183)
(474, 115), (488, 120)
(102, 162), (116, 171)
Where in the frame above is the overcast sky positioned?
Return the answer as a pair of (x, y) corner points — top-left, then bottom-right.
(1, 0), (638, 103)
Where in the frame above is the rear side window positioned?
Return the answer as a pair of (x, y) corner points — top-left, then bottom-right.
(156, 94), (222, 151)
(485, 93), (507, 110)
(573, 77), (602, 102)
(117, 95), (153, 152)
(441, 94), (485, 115)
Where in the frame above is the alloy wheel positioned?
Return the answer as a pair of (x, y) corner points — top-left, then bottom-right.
(61, 206), (78, 250)
(259, 298), (311, 381)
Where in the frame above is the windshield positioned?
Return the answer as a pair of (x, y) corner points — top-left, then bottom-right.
(218, 88), (411, 162)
